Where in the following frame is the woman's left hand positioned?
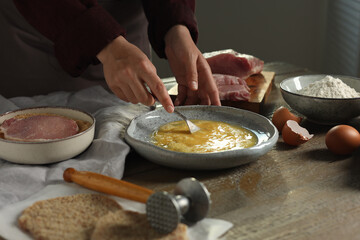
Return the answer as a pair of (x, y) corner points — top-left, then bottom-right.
(164, 25), (221, 106)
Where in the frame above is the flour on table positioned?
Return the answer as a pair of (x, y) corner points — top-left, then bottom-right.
(298, 75), (360, 98)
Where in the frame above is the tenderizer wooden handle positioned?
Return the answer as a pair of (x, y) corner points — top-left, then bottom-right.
(63, 168), (154, 203)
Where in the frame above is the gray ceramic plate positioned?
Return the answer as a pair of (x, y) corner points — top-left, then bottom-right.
(125, 106), (278, 170)
(280, 74), (360, 125)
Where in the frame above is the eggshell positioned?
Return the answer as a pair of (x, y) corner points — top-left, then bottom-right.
(282, 120), (313, 146)
(272, 106), (302, 132)
(325, 125), (360, 155)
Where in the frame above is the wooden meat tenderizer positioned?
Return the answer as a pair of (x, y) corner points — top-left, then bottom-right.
(63, 168), (211, 233)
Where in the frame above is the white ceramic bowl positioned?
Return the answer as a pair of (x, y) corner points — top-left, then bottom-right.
(0, 107), (95, 164)
(125, 106), (278, 170)
(280, 74), (360, 125)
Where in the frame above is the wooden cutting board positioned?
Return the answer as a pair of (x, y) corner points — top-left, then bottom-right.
(168, 71), (275, 113)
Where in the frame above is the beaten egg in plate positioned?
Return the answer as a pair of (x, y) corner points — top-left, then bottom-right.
(125, 106), (278, 170)
(151, 120), (257, 153)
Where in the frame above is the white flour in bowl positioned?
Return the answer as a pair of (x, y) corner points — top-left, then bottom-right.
(298, 75), (360, 98)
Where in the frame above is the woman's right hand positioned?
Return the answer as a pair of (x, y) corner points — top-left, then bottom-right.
(96, 36), (174, 113)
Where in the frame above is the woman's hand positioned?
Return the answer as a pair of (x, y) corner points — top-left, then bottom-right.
(164, 25), (221, 106)
(97, 36), (174, 113)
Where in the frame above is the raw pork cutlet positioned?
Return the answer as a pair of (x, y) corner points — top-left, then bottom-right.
(0, 114), (79, 141)
(213, 74), (251, 101)
(18, 193), (122, 240)
(204, 49), (264, 80)
(91, 209), (188, 240)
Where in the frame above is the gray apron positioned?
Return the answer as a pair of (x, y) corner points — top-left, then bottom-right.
(0, 0), (150, 98)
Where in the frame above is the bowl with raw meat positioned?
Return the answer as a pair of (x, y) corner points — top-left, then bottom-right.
(280, 74), (360, 125)
(0, 106), (95, 164)
(125, 105), (278, 170)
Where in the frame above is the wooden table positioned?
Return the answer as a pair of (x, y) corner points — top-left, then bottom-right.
(123, 62), (360, 240)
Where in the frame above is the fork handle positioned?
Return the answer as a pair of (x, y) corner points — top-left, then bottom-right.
(173, 109), (187, 121)
(63, 168), (154, 203)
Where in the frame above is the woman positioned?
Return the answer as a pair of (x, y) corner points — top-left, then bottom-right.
(0, 0), (220, 112)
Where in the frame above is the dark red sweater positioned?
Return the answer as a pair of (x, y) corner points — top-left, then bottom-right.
(13, 0), (198, 77)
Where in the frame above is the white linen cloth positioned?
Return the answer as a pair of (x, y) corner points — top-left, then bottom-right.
(0, 85), (151, 207)
(0, 85), (233, 239)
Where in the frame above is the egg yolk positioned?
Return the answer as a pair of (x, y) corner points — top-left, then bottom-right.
(151, 120), (257, 153)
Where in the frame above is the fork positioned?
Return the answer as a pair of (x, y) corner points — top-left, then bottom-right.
(173, 108), (200, 134)
(151, 94), (200, 134)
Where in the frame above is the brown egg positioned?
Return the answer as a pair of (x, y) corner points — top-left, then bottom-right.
(325, 125), (360, 155)
(282, 120), (313, 146)
(272, 106), (302, 133)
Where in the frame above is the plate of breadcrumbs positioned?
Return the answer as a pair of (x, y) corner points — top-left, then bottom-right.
(0, 184), (233, 240)
(18, 193), (188, 240)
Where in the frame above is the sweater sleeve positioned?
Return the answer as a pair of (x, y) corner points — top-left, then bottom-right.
(141, 0), (199, 58)
(13, 0), (126, 77)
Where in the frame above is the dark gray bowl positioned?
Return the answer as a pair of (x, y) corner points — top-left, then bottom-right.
(125, 106), (278, 170)
(280, 74), (360, 125)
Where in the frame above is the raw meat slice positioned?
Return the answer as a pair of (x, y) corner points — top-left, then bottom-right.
(213, 74), (251, 101)
(204, 49), (264, 80)
(213, 73), (250, 89)
(0, 114), (79, 141)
